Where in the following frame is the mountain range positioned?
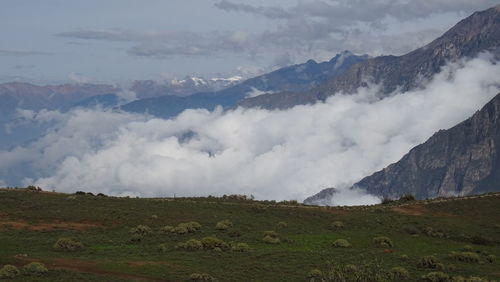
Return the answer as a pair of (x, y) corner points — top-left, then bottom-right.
(120, 51), (368, 118)
(239, 5), (500, 110)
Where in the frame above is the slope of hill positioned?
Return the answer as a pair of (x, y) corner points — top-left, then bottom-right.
(239, 5), (500, 110)
(0, 188), (499, 281)
(306, 92), (500, 205)
(120, 51), (368, 118)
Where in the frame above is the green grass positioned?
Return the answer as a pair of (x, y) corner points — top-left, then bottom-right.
(0, 188), (499, 281)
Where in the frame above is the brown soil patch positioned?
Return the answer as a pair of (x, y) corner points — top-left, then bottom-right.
(14, 257), (170, 281)
(390, 205), (426, 216)
(0, 220), (101, 231)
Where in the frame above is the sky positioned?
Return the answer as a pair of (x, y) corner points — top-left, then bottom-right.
(0, 0), (499, 84)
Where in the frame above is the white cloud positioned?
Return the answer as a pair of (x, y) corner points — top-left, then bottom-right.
(0, 56), (499, 205)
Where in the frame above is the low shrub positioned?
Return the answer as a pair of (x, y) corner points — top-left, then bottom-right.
(227, 228), (242, 237)
(400, 254), (410, 261)
(401, 224), (419, 235)
(263, 231), (278, 238)
(178, 222), (202, 233)
(330, 221), (345, 230)
(231, 242), (251, 252)
(451, 276), (488, 282)
(53, 238), (84, 252)
(0, 265), (20, 279)
(174, 226), (189, 235)
(485, 254), (495, 263)
(201, 237), (230, 251)
(277, 221), (288, 228)
(389, 267), (409, 280)
(129, 225), (153, 236)
(22, 262), (48, 276)
(157, 243), (167, 253)
(151, 214), (158, 219)
(448, 251), (480, 263)
(215, 220), (232, 230)
(373, 236), (393, 247)
(159, 225), (175, 234)
(184, 239), (203, 251)
(189, 273), (218, 281)
(421, 271), (449, 282)
(307, 269), (323, 280)
(460, 245), (474, 252)
(417, 256), (443, 270)
(129, 234), (143, 243)
(263, 235), (281, 244)
(423, 227), (446, 238)
(333, 239), (351, 248)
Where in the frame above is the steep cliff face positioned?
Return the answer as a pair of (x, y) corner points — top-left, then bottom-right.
(240, 5), (500, 110)
(351, 92), (500, 200)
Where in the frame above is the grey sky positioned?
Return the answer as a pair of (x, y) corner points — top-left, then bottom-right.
(0, 0), (498, 84)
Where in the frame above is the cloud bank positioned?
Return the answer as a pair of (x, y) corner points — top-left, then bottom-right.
(1, 56), (499, 205)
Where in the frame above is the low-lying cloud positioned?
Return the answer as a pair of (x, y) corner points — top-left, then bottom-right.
(1, 56), (499, 205)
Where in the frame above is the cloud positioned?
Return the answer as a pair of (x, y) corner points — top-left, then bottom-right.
(0, 49), (51, 57)
(0, 56), (499, 205)
(68, 72), (90, 84)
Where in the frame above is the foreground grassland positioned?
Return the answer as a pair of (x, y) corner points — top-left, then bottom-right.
(0, 188), (499, 281)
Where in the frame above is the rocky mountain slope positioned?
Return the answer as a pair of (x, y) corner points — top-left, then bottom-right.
(120, 51), (368, 118)
(306, 92), (500, 205)
(240, 5), (500, 110)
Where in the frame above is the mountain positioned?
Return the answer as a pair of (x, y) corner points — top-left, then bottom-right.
(120, 51), (368, 118)
(130, 76), (243, 99)
(306, 92), (500, 205)
(239, 5), (500, 110)
(0, 82), (119, 116)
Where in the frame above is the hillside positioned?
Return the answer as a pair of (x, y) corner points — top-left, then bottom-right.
(239, 5), (500, 110)
(0, 188), (499, 281)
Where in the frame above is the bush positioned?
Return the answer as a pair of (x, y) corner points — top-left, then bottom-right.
(189, 273), (218, 281)
(373, 236), (393, 247)
(460, 245), (473, 252)
(263, 231), (278, 238)
(53, 238), (84, 252)
(183, 239), (203, 251)
(157, 243), (168, 253)
(277, 221), (288, 228)
(421, 272), (449, 282)
(227, 228), (242, 237)
(129, 225), (153, 236)
(0, 265), (20, 279)
(159, 225), (175, 234)
(215, 220), (232, 230)
(402, 224), (419, 235)
(174, 226), (189, 235)
(400, 254), (410, 260)
(389, 267), (409, 280)
(451, 276), (488, 282)
(231, 242), (251, 252)
(22, 262), (48, 276)
(448, 252), (480, 263)
(75, 191), (86, 195)
(201, 237), (230, 251)
(307, 269), (323, 280)
(184, 221), (202, 232)
(263, 235), (281, 244)
(399, 194), (415, 202)
(423, 227), (446, 238)
(330, 221), (345, 230)
(485, 254), (495, 263)
(151, 214), (158, 219)
(333, 239), (351, 248)
(417, 256), (443, 270)
(129, 234), (143, 243)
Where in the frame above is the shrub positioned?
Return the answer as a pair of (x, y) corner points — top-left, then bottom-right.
(423, 227), (446, 238)
(417, 256), (443, 270)
(227, 228), (242, 237)
(22, 262), (48, 276)
(263, 231), (278, 238)
(183, 239), (203, 251)
(53, 238), (84, 252)
(75, 191), (86, 195)
(157, 243), (168, 253)
(179, 222), (202, 232)
(231, 242), (250, 252)
(468, 235), (494, 245)
(389, 267), (409, 280)
(460, 245), (473, 252)
(215, 220), (232, 230)
(399, 194), (415, 202)
(129, 234), (143, 243)
(402, 224), (419, 235)
(307, 269), (323, 280)
(330, 221), (345, 230)
(159, 225), (175, 234)
(448, 252), (480, 263)
(0, 265), (20, 279)
(189, 273), (218, 281)
(400, 254), (410, 260)
(277, 221), (288, 228)
(421, 272), (449, 282)
(174, 226), (189, 235)
(151, 215), (158, 219)
(373, 236), (393, 247)
(485, 254), (495, 263)
(129, 225), (153, 236)
(451, 276), (488, 282)
(201, 237), (230, 251)
(333, 239), (351, 248)
(263, 235), (281, 244)
(26, 185), (42, 192)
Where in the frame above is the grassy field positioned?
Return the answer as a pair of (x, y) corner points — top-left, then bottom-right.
(0, 188), (499, 281)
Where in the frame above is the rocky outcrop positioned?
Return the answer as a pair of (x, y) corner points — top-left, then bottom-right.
(303, 188), (338, 205)
(240, 5), (500, 110)
(352, 92), (500, 199)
